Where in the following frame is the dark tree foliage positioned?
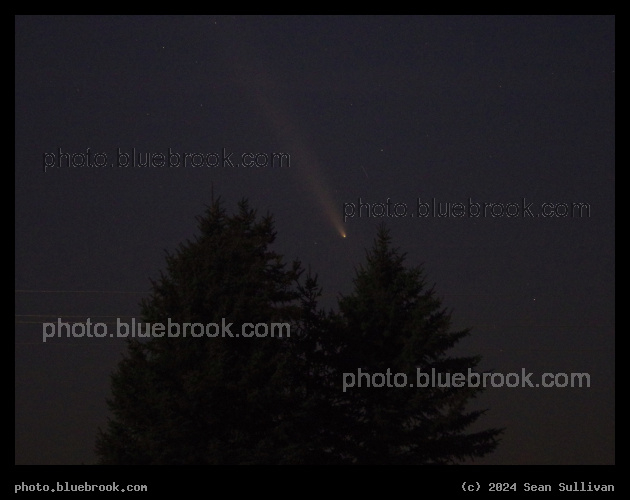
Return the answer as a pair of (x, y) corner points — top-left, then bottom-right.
(96, 199), (309, 464)
(331, 225), (503, 463)
(95, 202), (501, 464)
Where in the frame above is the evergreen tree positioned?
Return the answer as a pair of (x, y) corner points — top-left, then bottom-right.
(95, 199), (307, 464)
(332, 224), (503, 464)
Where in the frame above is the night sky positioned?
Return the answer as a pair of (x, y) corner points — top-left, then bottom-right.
(15, 15), (614, 465)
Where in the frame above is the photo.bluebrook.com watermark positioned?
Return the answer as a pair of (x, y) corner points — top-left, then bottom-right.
(341, 367), (591, 391)
(42, 147), (291, 172)
(343, 197), (591, 221)
(41, 317), (291, 342)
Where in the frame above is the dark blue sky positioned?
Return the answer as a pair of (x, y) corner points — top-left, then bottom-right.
(15, 15), (614, 464)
